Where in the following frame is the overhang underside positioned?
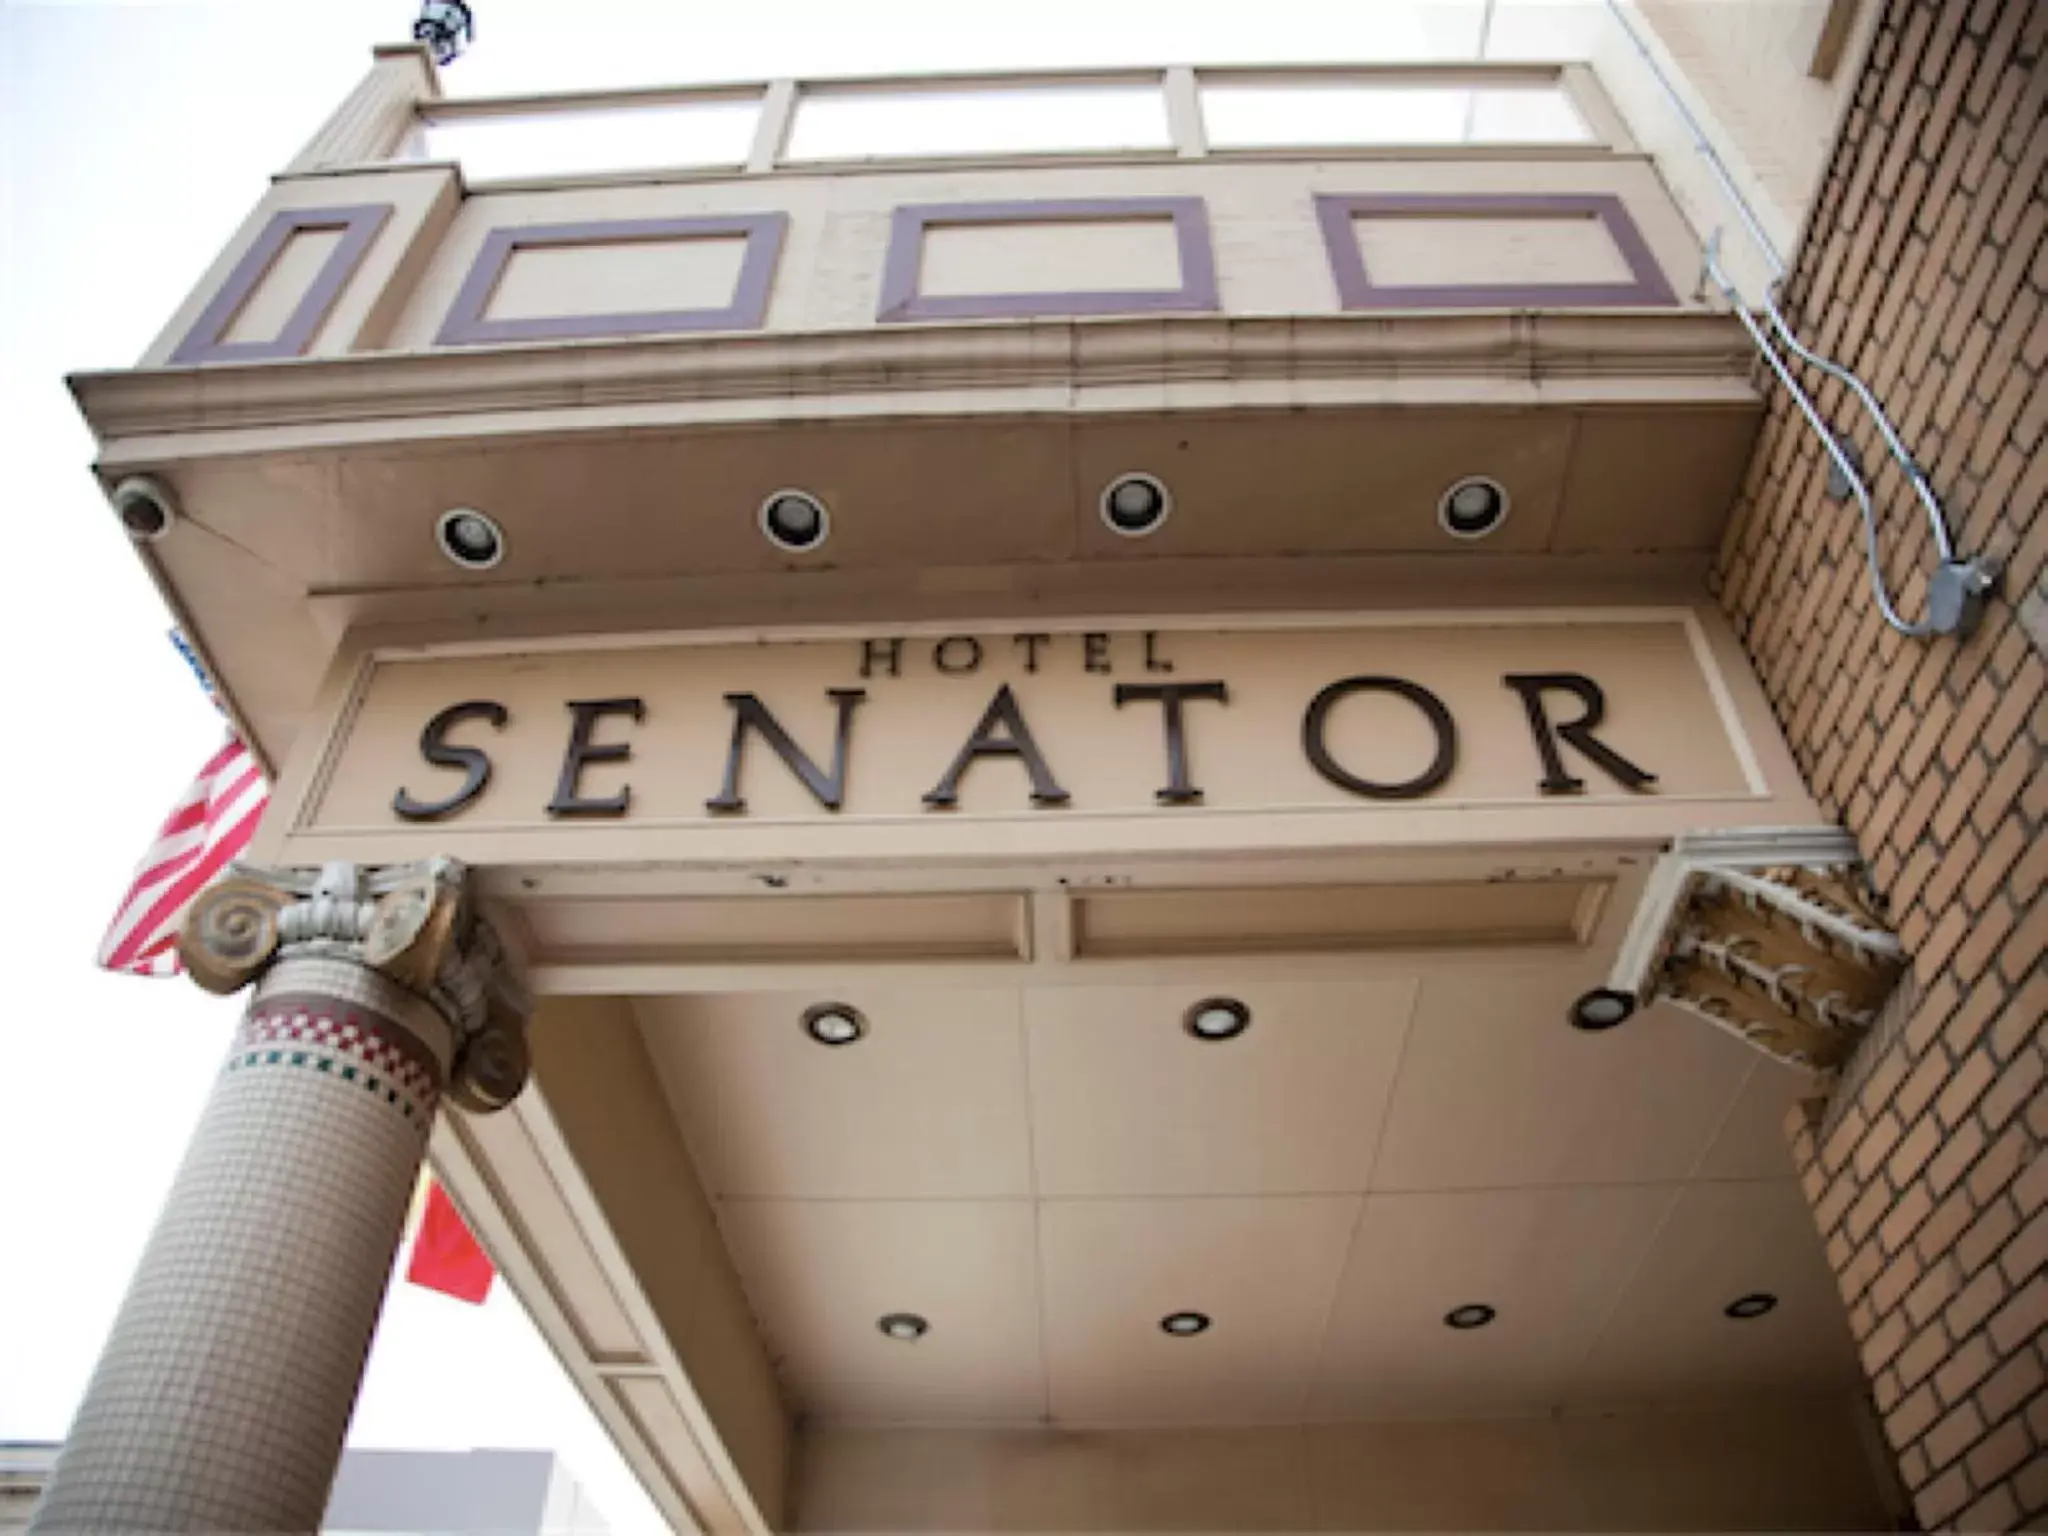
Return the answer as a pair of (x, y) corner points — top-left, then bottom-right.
(437, 850), (1895, 1533)
(107, 387), (1760, 779)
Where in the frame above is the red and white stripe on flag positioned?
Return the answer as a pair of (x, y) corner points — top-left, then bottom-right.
(97, 738), (268, 977)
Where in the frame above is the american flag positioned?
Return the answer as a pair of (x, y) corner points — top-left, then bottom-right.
(96, 736), (269, 978)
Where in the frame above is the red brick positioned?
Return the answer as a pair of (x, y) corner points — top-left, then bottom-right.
(1986, 1272), (2048, 1354)
(1923, 1397), (1987, 1471)
(1856, 1109), (1908, 1181)
(1915, 1466), (1969, 1527)
(1970, 1120), (2036, 1203)
(1977, 1346), (2047, 1425)
(1999, 1203), (2048, 1289)
(1887, 1380), (1943, 1450)
(1955, 1482), (2020, 1532)
(1928, 1118), (1990, 1197)
(1957, 1196), (2021, 1278)
(1906, 1256), (1963, 1329)
(1932, 1330), (1997, 1405)
(1888, 1114), (1945, 1187)
(1897, 1322), (1954, 1392)
(1948, 1265), (2011, 1346)
(1965, 1414), (2033, 1491)
(1937, 1052), (1998, 1129)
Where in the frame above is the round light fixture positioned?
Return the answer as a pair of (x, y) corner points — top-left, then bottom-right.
(1724, 1293), (1778, 1320)
(435, 507), (506, 570)
(110, 475), (179, 543)
(760, 489), (830, 552)
(1100, 472), (1172, 538)
(1437, 476), (1510, 540)
(1444, 1303), (1497, 1330)
(877, 1312), (929, 1341)
(1183, 997), (1251, 1042)
(1569, 988), (1638, 1032)
(1159, 1311), (1211, 1336)
(802, 1002), (867, 1047)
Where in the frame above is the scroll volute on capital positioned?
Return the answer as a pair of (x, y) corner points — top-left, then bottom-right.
(361, 872), (462, 993)
(179, 876), (288, 995)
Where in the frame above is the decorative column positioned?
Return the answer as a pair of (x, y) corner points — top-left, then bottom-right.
(32, 859), (527, 1534)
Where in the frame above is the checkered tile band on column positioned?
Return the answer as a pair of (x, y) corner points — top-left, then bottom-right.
(228, 1002), (443, 1126)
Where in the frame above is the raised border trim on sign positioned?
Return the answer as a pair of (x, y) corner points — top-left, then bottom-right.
(877, 197), (1219, 323)
(170, 204), (394, 365)
(433, 214), (789, 347)
(1314, 193), (1678, 310)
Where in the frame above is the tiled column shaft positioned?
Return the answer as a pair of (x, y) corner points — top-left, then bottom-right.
(31, 956), (454, 1534)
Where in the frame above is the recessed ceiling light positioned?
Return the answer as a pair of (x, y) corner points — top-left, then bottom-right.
(760, 488), (830, 552)
(1724, 1293), (1778, 1320)
(1444, 1303), (1497, 1330)
(1569, 988), (1637, 1032)
(802, 1002), (867, 1046)
(1437, 476), (1509, 540)
(436, 507), (506, 569)
(1100, 472), (1172, 538)
(1183, 997), (1251, 1041)
(877, 1312), (929, 1341)
(1159, 1311), (1211, 1336)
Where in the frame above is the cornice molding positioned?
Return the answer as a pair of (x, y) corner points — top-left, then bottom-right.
(72, 311), (1757, 458)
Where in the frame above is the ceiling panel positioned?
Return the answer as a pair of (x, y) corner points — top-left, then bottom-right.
(1039, 1196), (1359, 1424)
(1025, 979), (1417, 1197)
(1369, 965), (1761, 1191)
(637, 990), (1033, 1199)
(1570, 1179), (1863, 1406)
(626, 959), (1851, 1431)
(719, 1198), (1044, 1422)
(1311, 1183), (1678, 1419)
(1689, 1041), (1812, 1181)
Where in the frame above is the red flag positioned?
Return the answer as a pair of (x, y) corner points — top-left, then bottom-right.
(406, 1181), (495, 1304)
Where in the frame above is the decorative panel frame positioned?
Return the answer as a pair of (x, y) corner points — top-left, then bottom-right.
(169, 204), (394, 365)
(1314, 193), (1677, 310)
(433, 214), (788, 347)
(878, 197), (1219, 323)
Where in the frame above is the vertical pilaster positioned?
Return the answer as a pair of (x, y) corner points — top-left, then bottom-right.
(286, 43), (440, 173)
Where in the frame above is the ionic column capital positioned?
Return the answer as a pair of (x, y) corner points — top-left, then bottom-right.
(180, 857), (531, 1112)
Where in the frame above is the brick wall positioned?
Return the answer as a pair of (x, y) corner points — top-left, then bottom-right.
(1713, 0), (2046, 1529)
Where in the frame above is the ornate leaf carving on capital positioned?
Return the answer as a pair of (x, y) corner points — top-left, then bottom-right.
(179, 857), (532, 1112)
(1646, 862), (1903, 1072)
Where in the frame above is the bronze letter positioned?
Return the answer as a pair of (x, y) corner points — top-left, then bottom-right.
(1115, 682), (1228, 804)
(393, 700), (507, 821)
(1014, 633), (1052, 673)
(547, 698), (644, 818)
(1083, 632), (1113, 674)
(1302, 677), (1457, 800)
(934, 635), (984, 675)
(1142, 631), (1176, 674)
(1503, 673), (1656, 794)
(923, 684), (1070, 808)
(706, 689), (866, 813)
(859, 638), (904, 679)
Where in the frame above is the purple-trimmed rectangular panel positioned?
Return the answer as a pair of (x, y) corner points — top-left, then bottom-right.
(1315, 193), (1678, 310)
(434, 215), (787, 346)
(878, 197), (1218, 323)
(170, 204), (393, 364)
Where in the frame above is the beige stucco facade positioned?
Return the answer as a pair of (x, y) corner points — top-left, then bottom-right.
(54, 6), (2045, 1531)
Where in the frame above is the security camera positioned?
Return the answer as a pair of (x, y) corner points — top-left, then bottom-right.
(110, 475), (178, 543)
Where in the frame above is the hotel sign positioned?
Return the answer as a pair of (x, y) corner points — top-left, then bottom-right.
(296, 618), (1757, 840)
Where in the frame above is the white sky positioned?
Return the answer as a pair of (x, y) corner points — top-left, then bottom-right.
(0, 2), (1603, 1531)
